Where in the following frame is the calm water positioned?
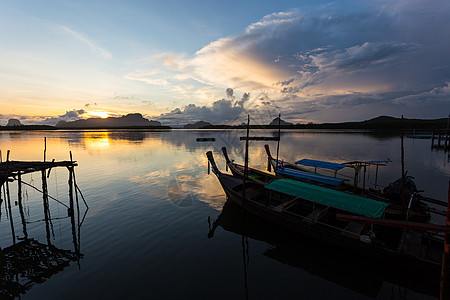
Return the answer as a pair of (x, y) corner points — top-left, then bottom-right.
(0, 129), (449, 299)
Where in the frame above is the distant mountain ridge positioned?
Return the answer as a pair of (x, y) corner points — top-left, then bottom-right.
(56, 113), (162, 128)
(203, 115), (449, 130)
(6, 119), (23, 126)
(269, 117), (293, 126)
(0, 115), (447, 130)
(183, 121), (212, 129)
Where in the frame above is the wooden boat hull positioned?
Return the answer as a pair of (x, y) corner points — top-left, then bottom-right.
(221, 173), (441, 273)
(207, 151), (443, 275)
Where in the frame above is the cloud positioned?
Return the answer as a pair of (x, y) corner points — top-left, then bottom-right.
(226, 88), (234, 98)
(134, 1), (449, 122)
(42, 109), (86, 125)
(155, 89), (270, 125)
(60, 26), (112, 59)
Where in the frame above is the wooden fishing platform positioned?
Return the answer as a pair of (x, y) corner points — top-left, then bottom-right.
(0, 160), (77, 176)
(0, 160), (77, 187)
(0, 142), (88, 297)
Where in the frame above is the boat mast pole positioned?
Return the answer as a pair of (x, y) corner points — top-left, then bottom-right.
(441, 180), (450, 299)
(243, 115), (250, 205)
(401, 115), (406, 212)
(275, 113), (281, 171)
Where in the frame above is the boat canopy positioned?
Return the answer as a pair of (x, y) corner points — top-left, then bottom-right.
(295, 159), (348, 171)
(265, 179), (389, 218)
(275, 168), (346, 186)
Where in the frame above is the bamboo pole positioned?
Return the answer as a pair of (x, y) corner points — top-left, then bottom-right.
(275, 113), (281, 171)
(241, 115), (250, 300)
(401, 115), (406, 212)
(5, 180), (16, 245)
(68, 166), (78, 254)
(17, 172), (28, 239)
(242, 115), (250, 207)
(440, 180), (450, 299)
(70, 153), (81, 254)
(44, 137), (47, 162)
(41, 170), (51, 245)
(432, 130), (435, 148)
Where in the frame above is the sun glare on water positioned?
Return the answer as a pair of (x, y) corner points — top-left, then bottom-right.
(88, 111), (109, 118)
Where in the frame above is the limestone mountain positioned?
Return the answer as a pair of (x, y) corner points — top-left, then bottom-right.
(56, 113), (161, 128)
(183, 121), (212, 129)
(6, 119), (23, 126)
(269, 117), (293, 126)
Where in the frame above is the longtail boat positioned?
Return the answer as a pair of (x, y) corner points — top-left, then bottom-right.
(264, 144), (388, 190)
(222, 147), (274, 185)
(223, 147), (432, 222)
(223, 146), (345, 187)
(264, 144), (308, 172)
(206, 150), (444, 274)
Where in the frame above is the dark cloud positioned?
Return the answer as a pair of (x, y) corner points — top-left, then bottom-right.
(235, 92), (250, 108)
(156, 89), (267, 125)
(226, 88), (234, 98)
(275, 86), (450, 123)
(42, 109), (86, 125)
(277, 78), (294, 86)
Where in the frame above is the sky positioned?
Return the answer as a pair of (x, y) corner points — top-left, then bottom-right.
(1, 0), (449, 126)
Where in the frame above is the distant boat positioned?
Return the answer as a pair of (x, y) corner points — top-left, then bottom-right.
(206, 151), (444, 276)
(196, 137), (215, 142)
(406, 135), (436, 139)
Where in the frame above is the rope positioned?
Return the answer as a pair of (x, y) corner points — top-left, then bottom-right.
(21, 180), (69, 209)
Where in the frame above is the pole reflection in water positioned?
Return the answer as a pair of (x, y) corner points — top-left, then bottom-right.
(209, 201), (441, 299)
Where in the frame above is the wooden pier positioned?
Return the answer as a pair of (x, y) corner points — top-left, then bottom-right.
(431, 130), (449, 152)
(0, 146), (88, 298)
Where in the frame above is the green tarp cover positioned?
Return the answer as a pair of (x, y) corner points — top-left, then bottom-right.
(265, 179), (389, 218)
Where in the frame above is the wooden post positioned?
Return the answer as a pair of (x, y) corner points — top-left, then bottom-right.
(44, 137), (47, 162)
(446, 115), (450, 151)
(17, 172), (28, 239)
(401, 115), (406, 212)
(362, 165), (366, 195)
(5, 180), (16, 245)
(438, 134), (442, 147)
(71, 154), (82, 254)
(275, 113), (281, 171)
(432, 130), (436, 148)
(375, 165), (379, 189)
(68, 167), (78, 254)
(41, 170), (51, 245)
(242, 115), (250, 202)
(445, 134), (449, 151)
(440, 180), (450, 299)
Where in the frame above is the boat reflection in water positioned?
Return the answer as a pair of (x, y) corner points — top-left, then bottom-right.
(208, 201), (440, 298)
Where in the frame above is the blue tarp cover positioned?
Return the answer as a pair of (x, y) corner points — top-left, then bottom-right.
(265, 179), (389, 218)
(295, 158), (348, 171)
(275, 168), (346, 186)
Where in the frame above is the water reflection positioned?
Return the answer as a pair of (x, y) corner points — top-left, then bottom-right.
(0, 129), (447, 299)
(209, 201), (441, 299)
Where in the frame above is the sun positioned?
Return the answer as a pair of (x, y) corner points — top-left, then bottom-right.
(87, 111), (109, 118)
